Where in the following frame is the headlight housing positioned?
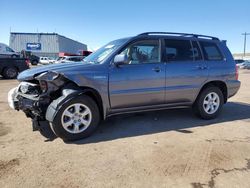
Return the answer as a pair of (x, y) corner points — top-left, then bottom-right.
(19, 82), (40, 95)
(20, 83), (29, 94)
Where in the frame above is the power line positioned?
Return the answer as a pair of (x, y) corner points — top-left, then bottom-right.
(242, 32), (250, 57)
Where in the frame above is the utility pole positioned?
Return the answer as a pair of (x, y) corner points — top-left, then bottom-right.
(242, 32), (250, 57)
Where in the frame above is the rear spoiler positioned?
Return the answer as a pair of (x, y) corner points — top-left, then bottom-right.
(221, 40), (227, 45)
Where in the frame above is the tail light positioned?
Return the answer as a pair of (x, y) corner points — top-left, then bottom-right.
(235, 64), (239, 80)
(25, 60), (30, 67)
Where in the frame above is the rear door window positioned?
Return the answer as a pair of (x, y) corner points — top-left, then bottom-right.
(164, 39), (193, 61)
(200, 41), (223, 61)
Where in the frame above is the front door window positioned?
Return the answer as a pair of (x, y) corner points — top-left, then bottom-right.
(119, 40), (160, 64)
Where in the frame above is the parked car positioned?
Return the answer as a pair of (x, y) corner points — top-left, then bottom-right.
(39, 57), (55, 65)
(235, 59), (245, 65)
(21, 50), (39, 65)
(8, 32), (240, 141)
(235, 59), (248, 68)
(0, 58), (29, 79)
(240, 61), (250, 69)
(55, 56), (85, 64)
(55, 57), (63, 63)
(0, 43), (20, 58)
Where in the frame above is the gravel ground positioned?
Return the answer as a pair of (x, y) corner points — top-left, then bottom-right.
(0, 69), (250, 188)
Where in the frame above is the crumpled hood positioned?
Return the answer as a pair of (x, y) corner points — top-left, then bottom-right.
(18, 62), (96, 81)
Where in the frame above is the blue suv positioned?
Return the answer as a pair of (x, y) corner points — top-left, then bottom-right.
(8, 32), (241, 141)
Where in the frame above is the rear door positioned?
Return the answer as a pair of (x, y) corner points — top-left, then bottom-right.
(164, 38), (208, 103)
(199, 41), (226, 79)
(109, 39), (166, 109)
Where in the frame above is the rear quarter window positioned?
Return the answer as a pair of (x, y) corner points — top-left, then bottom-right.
(200, 41), (223, 61)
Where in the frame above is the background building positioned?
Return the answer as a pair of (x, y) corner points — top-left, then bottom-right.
(9, 32), (87, 57)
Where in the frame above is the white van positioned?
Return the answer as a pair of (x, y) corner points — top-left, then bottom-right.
(0, 43), (19, 58)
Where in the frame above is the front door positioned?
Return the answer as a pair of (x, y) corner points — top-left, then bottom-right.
(109, 39), (166, 109)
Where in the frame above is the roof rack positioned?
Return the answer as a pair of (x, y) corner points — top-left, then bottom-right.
(138, 32), (219, 40)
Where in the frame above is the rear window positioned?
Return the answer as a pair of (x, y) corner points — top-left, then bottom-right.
(200, 41), (223, 61)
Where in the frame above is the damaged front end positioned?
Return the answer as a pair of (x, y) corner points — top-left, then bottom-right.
(8, 71), (68, 139)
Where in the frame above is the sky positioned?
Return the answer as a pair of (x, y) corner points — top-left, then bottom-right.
(0, 0), (250, 53)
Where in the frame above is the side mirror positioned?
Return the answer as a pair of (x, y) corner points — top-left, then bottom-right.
(113, 54), (128, 66)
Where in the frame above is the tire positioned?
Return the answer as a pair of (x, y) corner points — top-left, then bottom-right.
(51, 95), (100, 141)
(193, 86), (224, 120)
(31, 60), (38, 65)
(2, 67), (18, 79)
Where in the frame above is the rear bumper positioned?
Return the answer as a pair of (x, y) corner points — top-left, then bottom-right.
(227, 80), (241, 98)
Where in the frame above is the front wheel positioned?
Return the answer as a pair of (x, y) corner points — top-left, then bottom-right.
(51, 95), (100, 141)
(193, 87), (224, 119)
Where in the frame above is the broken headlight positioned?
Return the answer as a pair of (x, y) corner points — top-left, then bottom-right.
(19, 82), (40, 95)
(20, 83), (29, 94)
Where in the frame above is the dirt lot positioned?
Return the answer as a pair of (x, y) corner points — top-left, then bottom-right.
(0, 70), (250, 188)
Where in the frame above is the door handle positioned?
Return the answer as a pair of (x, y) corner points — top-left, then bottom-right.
(196, 65), (208, 70)
(152, 67), (161, 72)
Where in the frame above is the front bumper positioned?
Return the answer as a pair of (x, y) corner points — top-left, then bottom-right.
(8, 84), (50, 119)
(8, 87), (18, 110)
(8, 86), (57, 139)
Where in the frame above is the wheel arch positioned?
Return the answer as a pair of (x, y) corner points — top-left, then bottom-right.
(197, 81), (228, 103)
(2, 65), (19, 72)
(46, 84), (105, 123)
(78, 86), (104, 120)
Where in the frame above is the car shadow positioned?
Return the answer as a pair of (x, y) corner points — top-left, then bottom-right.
(0, 75), (16, 80)
(66, 102), (250, 145)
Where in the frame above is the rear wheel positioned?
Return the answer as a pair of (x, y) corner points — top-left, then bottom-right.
(51, 95), (100, 141)
(193, 87), (224, 119)
(2, 67), (18, 79)
(31, 60), (38, 65)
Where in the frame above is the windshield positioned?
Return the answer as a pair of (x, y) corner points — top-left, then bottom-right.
(84, 38), (130, 64)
